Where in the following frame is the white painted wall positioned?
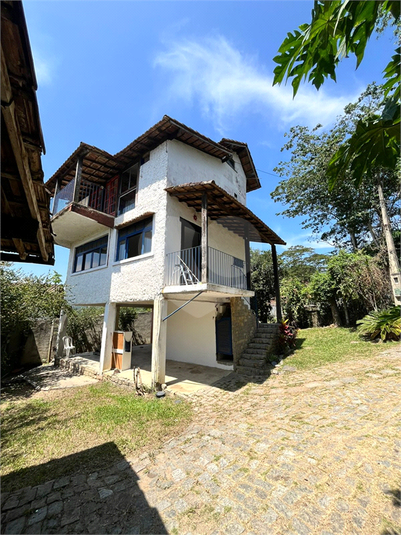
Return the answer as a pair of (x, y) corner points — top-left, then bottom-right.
(166, 299), (228, 369)
(167, 140), (247, 205)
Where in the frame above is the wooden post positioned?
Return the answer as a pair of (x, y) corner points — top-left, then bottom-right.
(151, 295), (167, 388)
(244, 223), (251, 290)
(271, 244), (282, 322)
(52, 179), (60, 214)
(72, 155), (83, 203)
(201, 192), (208, 283)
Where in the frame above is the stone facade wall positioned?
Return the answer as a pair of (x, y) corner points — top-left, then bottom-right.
(231, 297), (257, 366)
(134, 312), (152, 344)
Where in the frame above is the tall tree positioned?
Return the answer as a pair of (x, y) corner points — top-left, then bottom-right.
(273, 0), (400, 186)
(271, 85), (400, 253)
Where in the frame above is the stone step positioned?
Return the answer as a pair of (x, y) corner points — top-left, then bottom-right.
(238, 357), (267, 368)
(242, 350), (266, 359)
(257, 324), (279, 331)
(235, 365), (271, 378)
(252, 337), (275, 344)
(248, 343), (270, 350)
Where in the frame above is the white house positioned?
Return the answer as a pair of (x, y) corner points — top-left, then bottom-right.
(47, 116), (285, 386)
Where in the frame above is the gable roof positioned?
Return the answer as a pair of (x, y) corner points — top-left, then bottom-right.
(166, 181), (285, 245)
(45, 116), (261, 193)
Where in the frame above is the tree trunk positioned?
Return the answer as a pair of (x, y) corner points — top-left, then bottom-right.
(343, 301), (350, 326)
(378, 181), (401, 305)
(329, 297), (342, 326)
(349, 232), (358, 252)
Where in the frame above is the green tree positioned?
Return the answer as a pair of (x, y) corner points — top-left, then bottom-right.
(279, 245), (328, 281)
(273, 0), (400, 185)
(250, 249), (276, 322)
(271, 84), (400, 251)
(0, 264), (67, 371)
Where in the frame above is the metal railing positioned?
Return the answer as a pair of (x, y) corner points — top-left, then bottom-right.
(165, 246), (247, 290)
(52, 179), (105, 215)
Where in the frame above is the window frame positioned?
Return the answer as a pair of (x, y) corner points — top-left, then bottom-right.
(115, 216), (153, 262)
(73, 235), (109, 273)
(118, 163), (139, 216)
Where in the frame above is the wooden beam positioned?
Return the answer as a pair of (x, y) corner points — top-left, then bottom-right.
(244, 223), (251, 291)
(1, 48), (49, 262)
(11, 238), (28, 261)
(72, 155), (83, 203)
(201, 192), (208, 283)
(271, 244), (282, 322)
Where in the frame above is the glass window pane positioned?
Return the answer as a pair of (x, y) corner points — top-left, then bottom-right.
(118, 241), (126, 261)
(143, 229), (152, 254)
(84, 253), (92, 270)
(92, 251), (100, 268)
(100, 246), (107, 265)
(118, 189), (136, 215)
(120, 171), (130, 193)
(127, 234), (141, 258)
(75, 254), (83, 272)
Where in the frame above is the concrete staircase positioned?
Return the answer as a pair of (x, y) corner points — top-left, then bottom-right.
(235, 323), (279, 380)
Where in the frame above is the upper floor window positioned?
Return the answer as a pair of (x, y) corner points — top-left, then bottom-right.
(74, 235), (108, 273)
(116, 216), (153, 261)
(118, 164), (138, 215)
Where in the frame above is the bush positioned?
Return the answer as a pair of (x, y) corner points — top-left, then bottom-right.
(274, 319), (298, 355)
(357, 306), (401, 342)
(66, 307), (104, 353)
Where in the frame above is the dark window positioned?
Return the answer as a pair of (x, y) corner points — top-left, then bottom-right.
(73, 236), (108, 273)
(118, 164), (138, 215)
(116, 216), (153, 261)
(227, 157), (235, 170)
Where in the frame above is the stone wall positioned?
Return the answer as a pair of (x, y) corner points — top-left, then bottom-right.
(230, 297), (257, 366)
(21, 319), (59, 367)
(133, 312), (152, 344)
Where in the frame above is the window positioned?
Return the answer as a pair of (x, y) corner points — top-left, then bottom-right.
(226, 157), (235, 171)
(116, 216), (153, 261)
(74, 236), (108, 273)
(118, 164), (138, 215)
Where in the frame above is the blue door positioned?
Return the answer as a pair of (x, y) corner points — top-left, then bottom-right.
(216, 316), (232, 356)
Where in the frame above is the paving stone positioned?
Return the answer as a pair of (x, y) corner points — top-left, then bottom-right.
(46, 491), (62, 504)
(35, 480), (54, 499)
(53, 476), (70, 489)
(27, 506), (47, 526)
(25, 521), (43, 534)
(60, 506), (80, 527)
(4, 516), (26, 534)
(5, 505), (31, 524)
(48, 500), (63, 516)
(98, 488), (114, 499)
(2, 495), (21, 511)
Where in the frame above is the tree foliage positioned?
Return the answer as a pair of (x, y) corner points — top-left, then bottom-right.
(271, 84), (400, 250)
(273, 0), (400, 186)
(1, 263), (66, 370)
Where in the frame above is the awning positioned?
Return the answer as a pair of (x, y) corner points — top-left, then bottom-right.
(166, 181), (285, 245)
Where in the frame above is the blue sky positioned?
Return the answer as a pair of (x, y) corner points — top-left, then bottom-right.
(19, 1), (395, 280)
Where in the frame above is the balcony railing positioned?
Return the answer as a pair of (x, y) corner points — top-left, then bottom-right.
(165, 246), (247, 290)
(52, 179), (105, 215)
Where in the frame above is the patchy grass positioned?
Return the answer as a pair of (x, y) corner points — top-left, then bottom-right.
(1, 382), (192, 491)
(285, 326), (391, 370)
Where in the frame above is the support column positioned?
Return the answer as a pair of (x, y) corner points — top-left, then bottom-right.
(99, 302), (117, 373)
(55, 308), (68, 364)
(72, 155), (83, 203)
(244, 223), (251, 290)
(151, 295), (167, 388)
(201, 192), (208, 283)
(271, 244), (282, 322)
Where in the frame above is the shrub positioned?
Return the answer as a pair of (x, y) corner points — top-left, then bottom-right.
(357, 306), (401, 342)
(67, 307), (104, 353)
(274, 319), (298, 355)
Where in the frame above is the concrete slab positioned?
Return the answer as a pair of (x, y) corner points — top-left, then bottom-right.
(21, 363), (99, 390)
(104, 344), (233, 395)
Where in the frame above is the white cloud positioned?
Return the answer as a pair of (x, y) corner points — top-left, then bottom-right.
(32, 51), (53, 86)
(154, 35), (359, 134)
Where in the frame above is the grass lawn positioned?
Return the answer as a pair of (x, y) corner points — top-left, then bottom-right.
(285, 326), (394, 370)
(1, 382), (192, 491)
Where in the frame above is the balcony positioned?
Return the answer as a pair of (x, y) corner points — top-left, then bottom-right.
(51, 178), (115, 248)
(164, 246), (252, 298)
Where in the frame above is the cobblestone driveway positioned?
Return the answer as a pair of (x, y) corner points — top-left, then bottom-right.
(2, 346), (400, 534)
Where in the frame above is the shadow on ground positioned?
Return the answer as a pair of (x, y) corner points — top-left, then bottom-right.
(1, 442), (168, 534)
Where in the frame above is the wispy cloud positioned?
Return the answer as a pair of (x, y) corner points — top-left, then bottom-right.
(155, 35), (359, 135)
(32, 50), (53, 86)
